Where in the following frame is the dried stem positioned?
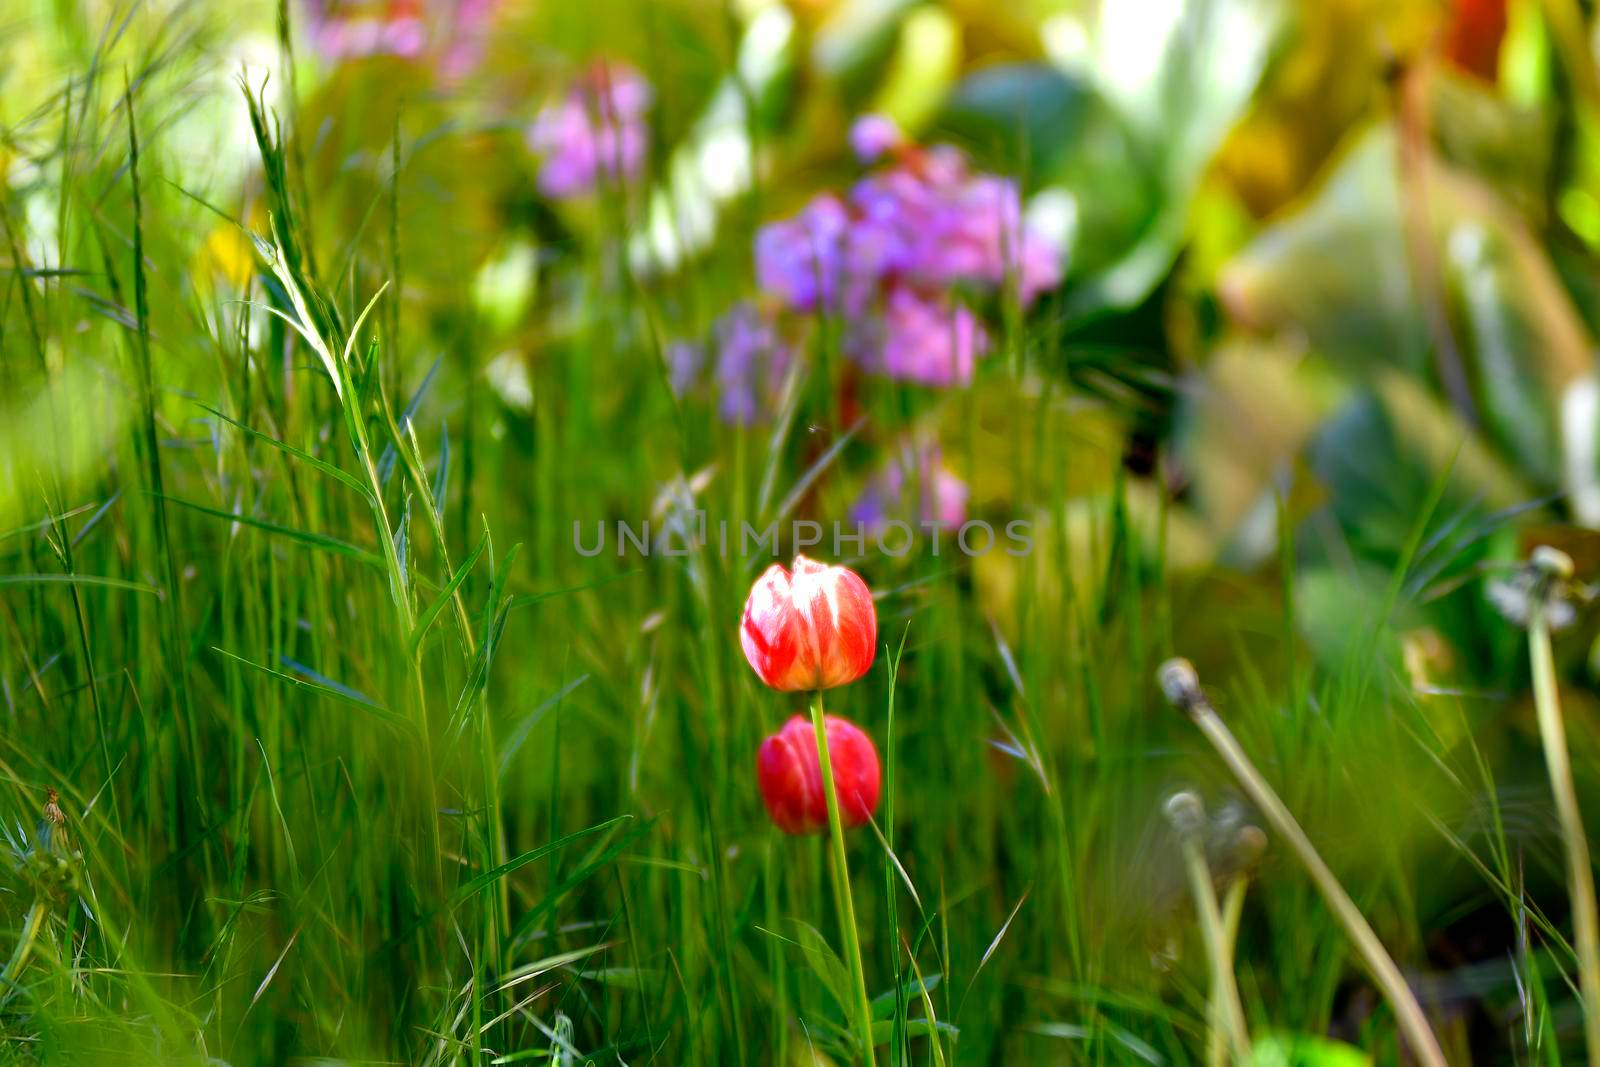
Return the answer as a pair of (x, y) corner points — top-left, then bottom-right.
(1158, 660), (1447, 1067)
(1524, 548), (1600, 1064)
(1166, 792), (1249, 1064)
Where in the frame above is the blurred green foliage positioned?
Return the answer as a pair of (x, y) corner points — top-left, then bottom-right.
(5, 0), (1600, 1063)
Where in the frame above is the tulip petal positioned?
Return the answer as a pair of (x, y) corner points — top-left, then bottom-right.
(756, 714), (880, 836)
(739, 556), (877, 692)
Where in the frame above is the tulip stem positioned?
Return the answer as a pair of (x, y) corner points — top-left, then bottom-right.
(811, 693), (877, 1066)
(1528, 596), (1600, 1064)
(1159, 660), (1447, 1067)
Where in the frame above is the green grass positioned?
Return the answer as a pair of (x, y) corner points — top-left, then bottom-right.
(1, 1), (1598, 1064)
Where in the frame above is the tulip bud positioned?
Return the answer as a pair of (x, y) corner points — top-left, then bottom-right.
(757, 714), (881, 835)
(740, 554), (877, 691)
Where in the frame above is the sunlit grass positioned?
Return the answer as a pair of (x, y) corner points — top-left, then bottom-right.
(1, 2), (1597, 1065)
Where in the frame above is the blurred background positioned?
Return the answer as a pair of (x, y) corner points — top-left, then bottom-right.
(5, 0), (1600, 1062)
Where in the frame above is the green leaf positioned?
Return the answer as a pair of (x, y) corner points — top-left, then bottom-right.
(506, 816), (658, 944)
(0, 573), (159, 595)
(870, 1018), (957, 1044)
(338, 281), (389, 369)
(161, 494), (383, 568)
(409, 529), (487, 655)
(871, 973), (941, 1019)
(935, 64), (1091, 180)
(201, 404), (370, 499)
(576, 967), (662, 992)
(450, 542), (524, 731)
(766, 919), (852, 1019)
(210, 647), (412, 733)
(454, 814), (634, 907)
(1304, 376), (1529, 561)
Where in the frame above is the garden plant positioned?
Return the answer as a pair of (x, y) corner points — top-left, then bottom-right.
(7, 0), (1600, 1063)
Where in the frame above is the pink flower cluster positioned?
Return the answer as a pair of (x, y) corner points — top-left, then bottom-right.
(754, 115), (1062, 387)
(302, 0), (497, 79)
(527, 60), (652, 199)
(304, 0), (425, 61)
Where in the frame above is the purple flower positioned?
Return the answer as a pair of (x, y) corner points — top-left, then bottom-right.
(932, 175), (1062, 303)
(855, 168), (1060, 302)
(756, 150), (1063, 313)
(848, 170), (935, 282)
(752, 138), (1062, 388)
(850, 286), (989, 387)
(713, 304), (793, 425)
(849, 440), (968, 532)
(849, 114), (903, 164)
(754, 195), (854, 313)
(664, 340), (704, 397)
(528, 61), (652, 199)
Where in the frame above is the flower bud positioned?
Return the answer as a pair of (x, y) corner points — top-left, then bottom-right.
(740, 555), (877, 691)
(757, 714), (881, 835)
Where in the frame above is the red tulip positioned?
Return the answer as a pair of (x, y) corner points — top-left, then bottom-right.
(757, 714), (881, 835)
(740, 555), (877, 691)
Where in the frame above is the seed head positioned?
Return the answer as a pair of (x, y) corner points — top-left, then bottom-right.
(1164, 790), (1207, 839)
(1488, 546), (1592, 631)
(1158, 658), (1204, 714)
(43, 788), (64, 827)
(1531, 545), (1575, 582)
(1229, 825), (1268, 870)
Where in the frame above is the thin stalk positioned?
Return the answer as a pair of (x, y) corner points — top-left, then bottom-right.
(382, 398), (505, 937)
(1528, 598), (1600, 1064)
(1221, 877), (1248, 964)
(126, 72), (211, 941)
(1159, 660), (1447, 1067)
(882, 630), (908, 1064)
(1166, 794), (1248, 1064)
(765, 835), (789, 1065)
(49, 515), (119, 842)
(335, 349), (450, 915)
(810, 691), (876, 1066)
(1209, 876), (1252, 1067)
